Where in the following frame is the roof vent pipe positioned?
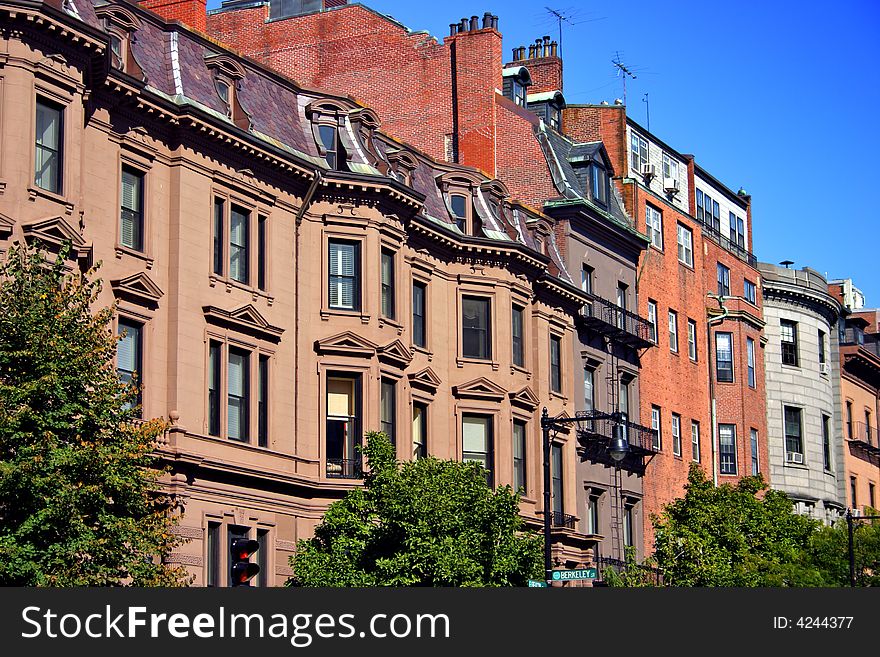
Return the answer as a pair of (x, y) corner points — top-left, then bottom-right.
(482, 12), (492, 29)
(470, 15), (479, 31)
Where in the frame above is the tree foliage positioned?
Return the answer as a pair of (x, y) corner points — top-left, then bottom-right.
(289, 432), (542, 586)
(652, 464), (821, 586)
(0, 243), (188, 586)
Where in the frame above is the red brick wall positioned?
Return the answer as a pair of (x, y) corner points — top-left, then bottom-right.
(450, 28), (503, 177)
(140, 0), (206, 32)
(507, 54), (563, 93)
(206, 4), (506, 168)
(563, 105), (627, 176)
(494, 95), (558, 207)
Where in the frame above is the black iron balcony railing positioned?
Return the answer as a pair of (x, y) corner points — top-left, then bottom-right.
(575, 410), (657, 475)
(551, 511), (577, 529)
(326, 458), (363, 479)
(698, 218), (758, 267)
(579, 293), (654, 350)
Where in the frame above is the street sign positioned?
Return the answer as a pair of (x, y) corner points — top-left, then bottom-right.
(527, 579), (548, 587)
(550, 568), (597, 581)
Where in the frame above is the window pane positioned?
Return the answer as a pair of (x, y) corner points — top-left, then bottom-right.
(719, 424), (737, 475)
(35, 100), (62, 193)
(747, 338), (756, 388)
(512, 306), (524, 367)
(329, 241), (358, 310)
(462, 296), (490, 359)
(381, 250), (395, 319)
(451, 194), (467, 232)
(551, 443), (563, 514)
(462, 414), (492, 484)
(228, 349), (249, 441)
(258, 355), (269, 447)
(230, 206), (249, 284)
(380, 379), (395, 445)
(208, 341), (221, 436)
(412, 403), (427, 459)
(584, 367), (594, 412)
(319, 125), (337, 170)
(750, 428), (759, 475)
(412, 281), (426, 347)
(513, 420), (526, 492)
(118, 320), (142, 413)
(692, 421), (700, 461)
(120, 168), (143, 251)
(258, 216), (267, 291)
(550, 334), (561, 393)
(213, 198), (225, 276)
(715, 332), (733, 382)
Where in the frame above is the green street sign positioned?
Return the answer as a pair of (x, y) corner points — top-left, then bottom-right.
(551, 568), (597, 581)
(527, 579), (548, 587)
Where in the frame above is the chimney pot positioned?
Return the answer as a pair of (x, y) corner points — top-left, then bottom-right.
(492, 15), (499, 30)
(550, 41), (558, 57)
(482, 12), (492, 29)
(470, 15), (479, 31)
(450, 23), (458, 36)
(511, 48), (518, 60)
(459, 18), (468, 32)
(528, 44), (536, 58)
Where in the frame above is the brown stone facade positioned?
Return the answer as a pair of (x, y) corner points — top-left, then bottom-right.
(0, 0), (598, 585)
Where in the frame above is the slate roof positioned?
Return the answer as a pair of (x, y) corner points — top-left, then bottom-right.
(61, 0), (577, 284)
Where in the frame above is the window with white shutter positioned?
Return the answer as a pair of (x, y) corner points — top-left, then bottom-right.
(120, 167), (144, 251)
(329, 240), (359, 310)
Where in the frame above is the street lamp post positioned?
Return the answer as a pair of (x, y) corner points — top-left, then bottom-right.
(540, 407), (631, 582)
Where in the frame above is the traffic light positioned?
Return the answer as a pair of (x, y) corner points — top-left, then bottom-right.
(230, 537), (260, 587)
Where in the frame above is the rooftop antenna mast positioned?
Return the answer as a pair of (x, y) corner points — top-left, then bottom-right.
(612, 52), (637, 105)
(545, 7), (576, 57)
(642, 92), (650, 132)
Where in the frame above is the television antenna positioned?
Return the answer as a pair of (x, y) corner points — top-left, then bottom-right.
(612, 51), (638, 105)
(544, 7), (604, 57)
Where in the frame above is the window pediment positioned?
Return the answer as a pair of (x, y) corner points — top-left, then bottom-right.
(22, 215), (89, 259)
(94, 4), (142, 31)
(452, 376), (507, 401)
(509, 386), (540, 411)
(408, 366), (442, 392)
(377, 339), (413, 368)
(0, 212), (13, 237)
(204, 53), (246, 81)
(203, 304), (284, 342)
(111, 271), (163, 306)
(314, 331), (377, 357)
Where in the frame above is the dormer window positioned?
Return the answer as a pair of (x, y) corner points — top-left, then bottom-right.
(306, 100), (355, 173)
(386, 149), (418, 188)
(502, 66), (532, 108)
(109, 33), (124, 70)
(450, 194), (468, 232)
(512, 80), (527, 107)
(591, 163), (608, 206)
(549, 104), (561, 131)
(204, 54), (250, 130)
(95, 5), (144, 80)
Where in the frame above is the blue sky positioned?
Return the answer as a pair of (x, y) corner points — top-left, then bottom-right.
(207, 0), (880, 303)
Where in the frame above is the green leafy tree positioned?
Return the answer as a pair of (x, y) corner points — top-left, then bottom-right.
(652, 464), (821, 586)
(799, 511), (880, 587)
(289, 432), (542, 586)
(601, 546), (661, 587)
(0, 243), (189, 586)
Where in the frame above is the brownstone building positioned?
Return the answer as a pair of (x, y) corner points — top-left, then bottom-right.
(0, 0), (601, 583)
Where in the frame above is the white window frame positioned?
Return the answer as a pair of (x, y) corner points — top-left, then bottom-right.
(671, 413), (682, 457)
(646, 204), (662, 249)
(687, 319), (697, 361)
(677, 223), (693, 267)
(668, 310), (678, 353)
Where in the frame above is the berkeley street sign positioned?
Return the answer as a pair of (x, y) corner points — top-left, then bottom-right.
(550, 568), (597, 581)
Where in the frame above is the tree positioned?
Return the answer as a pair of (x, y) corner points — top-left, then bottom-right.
(0, 243), (188, 586)
(651, 464), (822, 586)
(289, 432), (542, 586)
(799, 511), (880, 587)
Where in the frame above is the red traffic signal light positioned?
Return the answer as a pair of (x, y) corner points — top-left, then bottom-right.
(230, 538), (260, 587)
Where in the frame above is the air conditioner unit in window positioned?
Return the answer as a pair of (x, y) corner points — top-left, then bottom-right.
(819, 362), (829, 375)
(786, 451), (804, 464)
(663, 177), (680, 193)
(640, 164), (656, 179)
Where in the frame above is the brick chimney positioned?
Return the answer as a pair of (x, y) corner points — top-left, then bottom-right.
(446, 12), (503, 176)
(508, 35), (562, 93)
(140, 0), (207, 32)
